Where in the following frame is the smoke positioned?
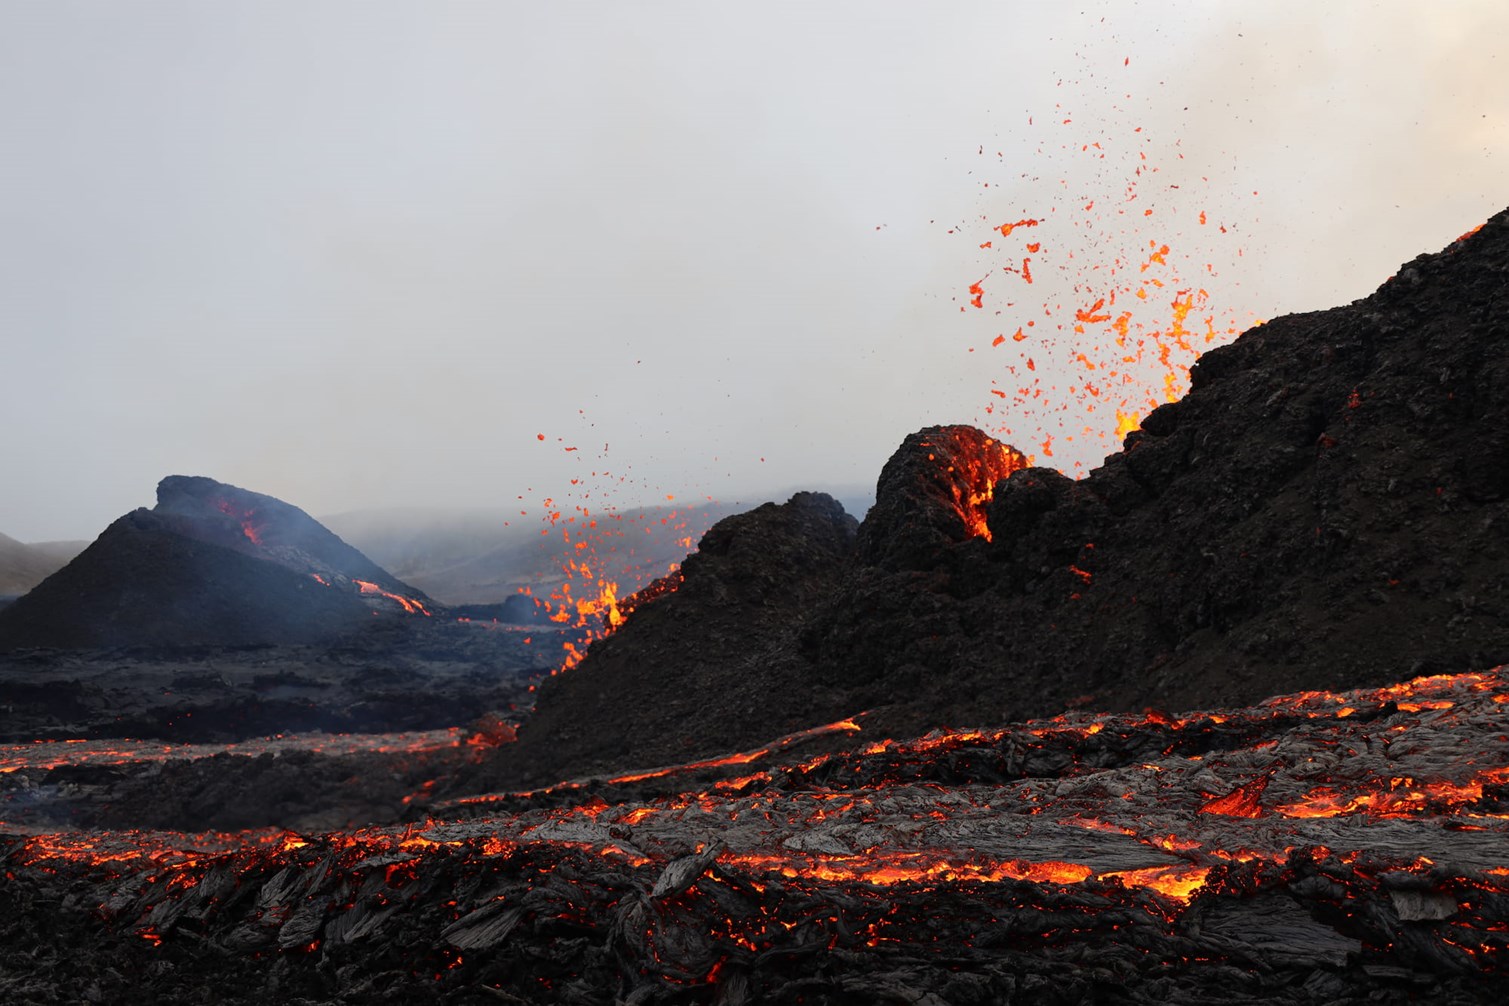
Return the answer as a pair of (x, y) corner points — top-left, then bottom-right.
(930, 2), (1509, 474)
(1169, 3), (1509, 315)
(0, 3), (1504, 540)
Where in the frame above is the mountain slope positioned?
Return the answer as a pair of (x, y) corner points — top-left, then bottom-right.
(0, 476), (432, 650)
(488, 208), (1509, 786)
(0, 533), (82, 597)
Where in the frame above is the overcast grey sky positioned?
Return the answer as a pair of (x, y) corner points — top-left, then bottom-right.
(2, 2), (1505, 542)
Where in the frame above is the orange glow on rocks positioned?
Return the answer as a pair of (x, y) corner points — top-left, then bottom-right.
(8, 667), (1509, 990)
(354, 579), (432, 616)
(1101, 864), (1210, 902)
(914, 427), (1029, 542)
(1198, 774), (1270, 818)
(212, 499), (262, 545)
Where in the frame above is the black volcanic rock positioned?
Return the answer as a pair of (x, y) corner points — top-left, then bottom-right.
(484, 208), (1509, 786)
(153, 475), (409, 591)
(499, 491), (857, 784)
(856, 425), (1026, 571)
(0, 476), (434, 650)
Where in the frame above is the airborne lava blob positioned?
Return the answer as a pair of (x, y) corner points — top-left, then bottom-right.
(521, 424), (729, 672)
(956, 55), (1257, 473)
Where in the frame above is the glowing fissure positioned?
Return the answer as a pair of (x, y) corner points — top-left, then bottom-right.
(211, 499), (262, 545)
(921, 433), (1029, 542)
(8, 668), (1509, 972)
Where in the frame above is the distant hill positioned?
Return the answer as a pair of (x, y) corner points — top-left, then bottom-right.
(0, 532), (84, 596)
(324, 502), (749, 606)
(0, 476), (432, 651)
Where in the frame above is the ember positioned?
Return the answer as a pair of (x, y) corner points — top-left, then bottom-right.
(960, 93), (1253, 472)
(4, 669), (1509, 1002)
(521, 433), (726, 671)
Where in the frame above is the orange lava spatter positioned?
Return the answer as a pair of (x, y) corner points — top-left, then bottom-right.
(956, 68), (1258, 477)
(523, 423), (726, 673)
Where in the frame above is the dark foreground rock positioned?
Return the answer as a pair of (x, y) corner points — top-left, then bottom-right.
(4, 669), (1507, 1004)
(484, 209), (1509, 786)
(0, 614), (577, 744)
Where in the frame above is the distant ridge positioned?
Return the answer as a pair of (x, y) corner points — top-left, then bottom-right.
(0, 532), (83, 597)
(324, 501), (745, 605)
(0, 476), (432, 650)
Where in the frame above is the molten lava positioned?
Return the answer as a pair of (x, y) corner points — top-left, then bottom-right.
(6, 668), (1509, 996)
(916, 427), (1029, 542)
(212, 499), (263, 545)
(353, 579), (432, 616)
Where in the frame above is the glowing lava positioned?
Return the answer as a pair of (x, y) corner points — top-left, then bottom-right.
(916, 427), (1030, 542)
(353, 579), (432, 616)
(6, 667), (1509, 990)
(212, 499), (262, 545)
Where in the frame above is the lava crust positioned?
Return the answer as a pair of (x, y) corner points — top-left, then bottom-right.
(5, 670), (1509, 1004)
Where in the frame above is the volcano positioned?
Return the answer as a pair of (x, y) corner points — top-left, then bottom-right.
(489, 209), (1509, 788)
(3, 215), (1508, 1005)
(0, 475), (435, 650)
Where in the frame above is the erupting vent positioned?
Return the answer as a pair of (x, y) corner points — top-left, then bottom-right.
(919, 429), (1028, 541)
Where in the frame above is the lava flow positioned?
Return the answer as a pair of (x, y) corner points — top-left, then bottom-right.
(353, 578), (431, 616)
(304, 572), (434, 616)
(916, 428), (1028, 541)
(6, 668), (1508, 1001)
(0, 727), (472, 775)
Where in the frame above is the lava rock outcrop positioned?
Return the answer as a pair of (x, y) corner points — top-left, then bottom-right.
(0, 476), (434, 650)
(491, 209), (1509, 785)
(8, 670), (1509, 1005)
(856, 425), (1026, 570)
(505, 492), (857, 783)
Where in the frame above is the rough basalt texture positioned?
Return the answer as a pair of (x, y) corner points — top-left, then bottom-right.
(486, 209), (1509, 787)
(154, 474), (406, 589)
(856, 425), (1026, 571)
(7, 671), (1509, 1005)
(500, 492), (857, 786)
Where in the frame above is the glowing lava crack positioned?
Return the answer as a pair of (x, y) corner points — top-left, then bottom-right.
(4, 669), (1509, 1003)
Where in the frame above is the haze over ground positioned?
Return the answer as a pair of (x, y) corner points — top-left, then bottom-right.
(2, 2), (1505, 542)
